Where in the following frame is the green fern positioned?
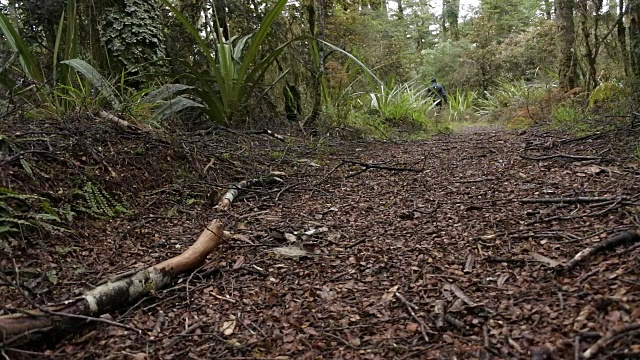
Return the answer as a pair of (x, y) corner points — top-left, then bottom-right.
(81, 182), (130, 218)
(0, 187), (68, 239)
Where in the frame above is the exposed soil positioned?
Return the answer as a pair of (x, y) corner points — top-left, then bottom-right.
(1, 117), (640, 359)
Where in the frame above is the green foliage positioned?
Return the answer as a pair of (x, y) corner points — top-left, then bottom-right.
(367, 78), (436, 124)
(79, 182), (130, 218)
(475, 79), (542, 112)
(588, 81), (625, 108)
(340, 109), (392, 138)
(420, 40), (478, 91)
(551, 104), (592, 134)
(326, 8), (420, 81)
(495, 20), (556, 80)
(633, 145), (640, 162)
(62, 59), (122, 109)
(0, 12), (45, 83)
(447, 90), (476, 121)
(479, 0), (541, 37)
(161, 0), (290, 124)
(0, 187), (67, 240)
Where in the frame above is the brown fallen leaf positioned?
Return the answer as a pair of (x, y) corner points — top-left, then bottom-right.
(379, 285), (399, 304)
(406, 323), (420, 333)
(220, 319), (236, 336)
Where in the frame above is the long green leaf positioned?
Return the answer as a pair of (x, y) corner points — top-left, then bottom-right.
(154, 96), (204, 121)
(52, 10), (65, 83)
(0, 12), (44, 83)
(62, 0), (78, 86)
(319, 39), (383, 86)
(160, 0), (223, 88)
(141, 84), (194, 103)
(237, 0), (287, 84)
(62, 59), (121, 109)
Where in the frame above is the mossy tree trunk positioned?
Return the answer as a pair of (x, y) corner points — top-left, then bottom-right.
(557, 0), (579, 89)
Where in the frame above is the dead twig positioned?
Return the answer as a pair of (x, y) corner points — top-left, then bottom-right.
(165, 322), (202, 348)
(566, 229), (640, 270)
(520, 153), (605, 161)
(454, 177), (496, 184)
(342, 159), (424, 179)
(0, 150), (51, 167)
(395, 292), (429, 343)
(583, 322), (640, 359)
(247, 129), (286, 142)
(519, 196), (619, 204)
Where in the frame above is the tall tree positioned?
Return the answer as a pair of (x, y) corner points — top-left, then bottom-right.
(617, 0), (630, 76)
(544, 0), (553, 19)
(577, 0), (602, 90)
(556, 0), (578, 89)
(631, 0), (640, 94)
(443, 0), (460, 40)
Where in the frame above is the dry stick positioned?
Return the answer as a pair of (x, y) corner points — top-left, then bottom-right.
(0, 220), (228, 342)
(566, 229), (640, 270)
(97, 110), (141, 131)
(394, 293), (429, 343)
(433, 300), (446, 330)
(519, 196), (619, 204)
(165, 322), (202, 349)
(247, 129), (286, 142)
(583, 323), (640, 359)
(454, 177), (496, 184)
(343, 159), (424, 179)
(0, 150), (51, 167)
(520, 153), (604, 161)
(216, 176), (283, 211)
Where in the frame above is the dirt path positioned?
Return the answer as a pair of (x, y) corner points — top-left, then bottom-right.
(3, 125), (639, 359)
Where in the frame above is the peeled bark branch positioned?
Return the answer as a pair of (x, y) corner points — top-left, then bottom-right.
(216, 176), (284, 211)
(566, 229), (640, 270)
(0, 220), (227, 342)
(97, 110), (142, 131)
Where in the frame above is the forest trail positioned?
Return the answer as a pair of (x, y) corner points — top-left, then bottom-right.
(3, 124), (639, 359)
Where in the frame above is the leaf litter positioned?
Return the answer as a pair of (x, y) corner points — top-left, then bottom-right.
(1, 118), (639, 359)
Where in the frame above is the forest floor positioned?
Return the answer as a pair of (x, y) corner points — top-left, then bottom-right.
(1, 117), (640, 359)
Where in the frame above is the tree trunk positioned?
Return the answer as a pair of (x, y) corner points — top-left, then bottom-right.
(397, 0), (404, 20)
(631, 0), (640, 94)
(557, 0), (578, 89)
(441, 0), (448, 38)
(619, 0), (631, 77)
(306, 0), (324, 127)
(544, 0), (553, 19)
(578, 0), (600, 90)
(445, 0), (460, 40)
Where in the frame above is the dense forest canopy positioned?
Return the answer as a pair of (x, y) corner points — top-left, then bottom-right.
(0, 0), (638, 132)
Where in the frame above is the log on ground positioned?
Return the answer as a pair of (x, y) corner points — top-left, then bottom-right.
(0, 220), (227, 342)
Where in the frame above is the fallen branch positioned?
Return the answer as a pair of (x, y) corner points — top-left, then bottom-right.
(97, 110), (142, 131)
(216, 175), (284, 211)
(343, 159), (424, 179)
(566, 229), (640, 270)
(454, 177), (496, 184)
(247, 129), (287, 142)
(520, 196), (619, 204)
(583, 322), (640, 359)
(520, 153), (604, 161)
(395, 292), (429, 343)
(0, 150), (51, 167)
(0, 220), (228, 343)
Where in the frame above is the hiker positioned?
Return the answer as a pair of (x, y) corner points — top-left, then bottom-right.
(427, 78), (448, 107)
